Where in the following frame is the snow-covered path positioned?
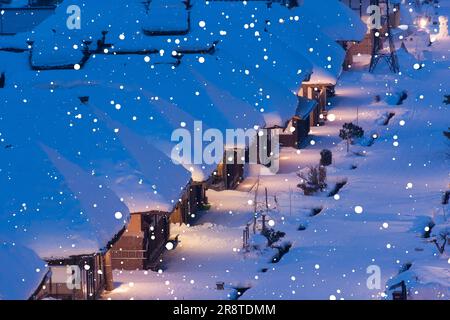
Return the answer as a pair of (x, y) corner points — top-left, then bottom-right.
(104, 33), (449, 301)
(242, 40), (450, 299)
(240, 51), (449, 300)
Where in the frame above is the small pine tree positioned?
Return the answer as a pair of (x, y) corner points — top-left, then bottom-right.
(339, 122), (364, 152)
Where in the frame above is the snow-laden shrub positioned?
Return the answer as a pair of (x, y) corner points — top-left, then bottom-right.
(386, 90), (408, 105)
(297, 165), (327, 195)
(376, 112), (396, 126)
(320, 149), (332, 166)
(261, 228), (286, 246)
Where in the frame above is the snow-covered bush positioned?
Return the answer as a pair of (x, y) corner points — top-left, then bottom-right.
(376, 112), (396, 126)
(261, 228), (286, 246)
(386, 90), (408, 105)
(320, 149), (332, 166)
(297, 165), (327, 195)
(339, 122), (364, 152)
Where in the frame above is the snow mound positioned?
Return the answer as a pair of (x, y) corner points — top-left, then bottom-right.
(249, 234), (268, 250)
(0, 243), (47, 300)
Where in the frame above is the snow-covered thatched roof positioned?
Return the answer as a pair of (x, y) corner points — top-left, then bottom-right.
(0, 0), (367, 264)
(0, 243), (47, 300)
(142, 0), (189, 35)
(0, 86), (192, 259)
(0, 0), (29, 7)
(263, 3), (346, 85)
(188, 49), (300, 127)
(295, 0), (367, 42)
(190, 1), (314, 93)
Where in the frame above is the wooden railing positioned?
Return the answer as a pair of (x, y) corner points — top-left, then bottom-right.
(110, 250), (146, 260)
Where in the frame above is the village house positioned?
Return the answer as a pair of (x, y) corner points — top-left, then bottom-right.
(191, 1), (316, 152)
(0, 87), (157, 298)
(0, 83), (192, 290)
(262, 0), (366, 139)
(0, 0), (372, 290)
(76, 92), (198, 268)
(0, 137), (129, 299)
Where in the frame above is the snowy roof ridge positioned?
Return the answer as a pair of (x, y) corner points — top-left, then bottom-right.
(295, 0), (367, 42)
(89, 102), (194, 205)
(143, 0), (190, 35)
(264, 3), (346, 84)
(73, 75), (219, 183)
(0, 87), (187, 259)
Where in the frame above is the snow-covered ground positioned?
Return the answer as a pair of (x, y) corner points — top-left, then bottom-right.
(1, 0), (449, 300)
(104, 19), (450, 300)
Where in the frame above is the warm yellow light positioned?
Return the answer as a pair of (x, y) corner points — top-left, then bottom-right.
(419, 17), (428, 29)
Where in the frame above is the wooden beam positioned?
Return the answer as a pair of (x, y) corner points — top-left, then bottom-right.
(103, 250), (114, 291)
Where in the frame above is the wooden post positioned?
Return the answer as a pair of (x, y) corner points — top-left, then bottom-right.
(103, 250), (114, 291)
(243, 224), (250, 249)
(356, 105), (359, 125)
(262, 187), (269, 231)
(265, 187), (268, 212)
(289, 187), (292, 216)
(216, 281), (225, 290)
(253, 178), (259, 234)
(392, 281), (408, 300)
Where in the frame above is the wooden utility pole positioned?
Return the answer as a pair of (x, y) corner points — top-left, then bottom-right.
(369, 0), (400, 73)
(253, 177), (259, 234)
(103, 250), (114, 291)
(289, 186), (292, 216)
(265, 187), (269, 212)
(262, 187), (269, 231)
